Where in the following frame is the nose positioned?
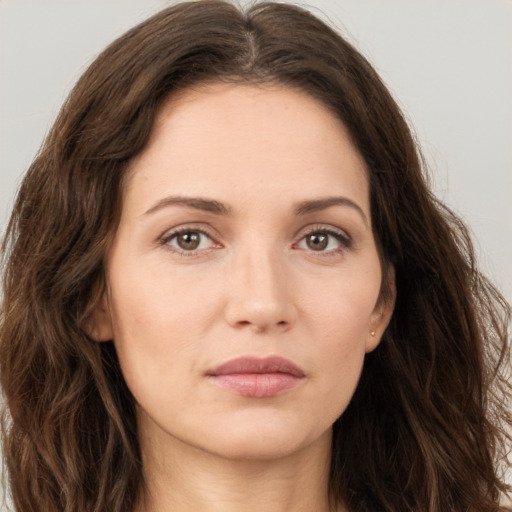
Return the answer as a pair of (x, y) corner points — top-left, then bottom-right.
(223, 246), (297, 333)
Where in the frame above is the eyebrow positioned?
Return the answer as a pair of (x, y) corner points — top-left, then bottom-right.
(294, 196), (368, 225)
(143, 196), (232, 216)
(143, 194), (367, 224)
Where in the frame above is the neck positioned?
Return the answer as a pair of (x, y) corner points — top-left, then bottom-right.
(135, 425), (343, 512)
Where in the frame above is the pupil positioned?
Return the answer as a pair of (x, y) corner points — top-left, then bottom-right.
(178, 232), (200, 250)
(307, 233), (328, 251)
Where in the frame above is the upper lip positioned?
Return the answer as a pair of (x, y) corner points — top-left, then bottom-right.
(207, 356), (306, 378)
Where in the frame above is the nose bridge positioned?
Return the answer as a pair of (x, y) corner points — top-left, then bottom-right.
(224, 234), (295, 331)
(239, 242), (283, 296)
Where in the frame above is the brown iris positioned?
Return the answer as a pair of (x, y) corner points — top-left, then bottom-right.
(306, 232), (328, 251)
(177, 231), (201, 250)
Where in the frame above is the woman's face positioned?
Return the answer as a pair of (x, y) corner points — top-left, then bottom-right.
(93, 83), (394, 461)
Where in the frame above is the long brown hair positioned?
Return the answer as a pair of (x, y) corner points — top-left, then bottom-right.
(1, 1), (510, 511)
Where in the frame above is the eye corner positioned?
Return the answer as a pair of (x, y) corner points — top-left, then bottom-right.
(294, 224), (353, 256)
(159, 225), (222, 257)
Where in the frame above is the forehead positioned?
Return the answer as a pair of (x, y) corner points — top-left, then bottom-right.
(124, 82), (369, 215)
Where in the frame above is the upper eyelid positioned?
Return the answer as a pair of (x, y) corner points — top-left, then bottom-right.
(296, 223), (352, 242)
(159, 222), (350, 239)
(158, 223), (352, 240)
(157, 222), (353, 250)
(295, 228), (352, 253)
(159, 223), (218, 242)
(159, 227), (220, 257)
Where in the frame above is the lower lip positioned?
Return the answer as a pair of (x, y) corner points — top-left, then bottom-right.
(208, 373), (303, 398)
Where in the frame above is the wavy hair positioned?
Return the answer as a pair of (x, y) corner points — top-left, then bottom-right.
(1, 1), (511, 511)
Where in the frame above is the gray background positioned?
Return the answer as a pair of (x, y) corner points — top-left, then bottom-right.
(1, 0), (511, 504)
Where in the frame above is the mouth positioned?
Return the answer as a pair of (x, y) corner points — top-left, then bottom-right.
(206, 356), (306, 398)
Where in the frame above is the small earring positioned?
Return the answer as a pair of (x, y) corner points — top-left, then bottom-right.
(370, 331), (376, 337)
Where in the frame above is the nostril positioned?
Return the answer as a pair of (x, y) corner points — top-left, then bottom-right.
(224, 289), (297, 332)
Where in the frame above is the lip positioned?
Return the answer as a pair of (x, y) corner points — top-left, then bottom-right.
(206, 356), (306, 398)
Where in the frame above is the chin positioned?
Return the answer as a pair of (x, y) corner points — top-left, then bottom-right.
(196, 419), (332, 462)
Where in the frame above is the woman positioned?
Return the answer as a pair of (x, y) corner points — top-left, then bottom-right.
(1, 1), (510, 511)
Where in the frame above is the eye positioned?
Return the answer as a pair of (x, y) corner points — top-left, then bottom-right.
(163, 229), (215, 253)
(296, 228), (351, 253)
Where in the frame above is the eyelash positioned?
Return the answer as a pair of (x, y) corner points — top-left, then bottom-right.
(159, 224), (352, 257)
(297, 225), (352, 257)
(160, 226), (217, 257)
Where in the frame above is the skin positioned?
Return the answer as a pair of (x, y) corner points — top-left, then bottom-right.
(91, 83), (395, 512)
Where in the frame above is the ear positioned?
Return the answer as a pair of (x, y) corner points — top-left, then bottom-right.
(366, 264), (396, 353)
(83, 287), (114, 342)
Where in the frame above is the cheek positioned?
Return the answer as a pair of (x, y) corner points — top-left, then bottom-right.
(106, 268), (200, 400)
(300, 264), (381, 399)
(108, 256), (214, 341)
(105, 256), (229, 400)
(308, 313), (370, 424)
(304, 263), (381, 340)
